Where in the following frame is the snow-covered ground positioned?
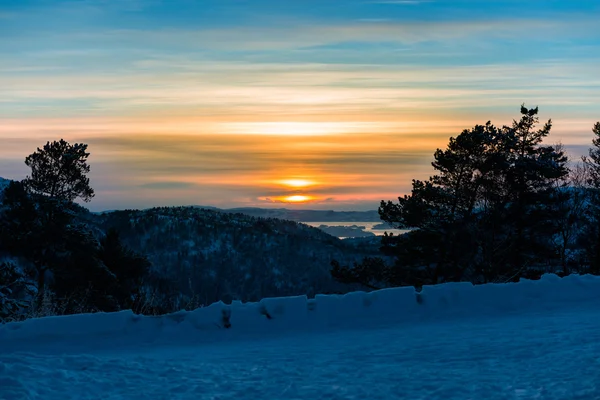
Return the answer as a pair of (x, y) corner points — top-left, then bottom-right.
(2, 275), (600, 400)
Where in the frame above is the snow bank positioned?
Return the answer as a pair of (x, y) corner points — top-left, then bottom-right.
(2, 274), (600, 350)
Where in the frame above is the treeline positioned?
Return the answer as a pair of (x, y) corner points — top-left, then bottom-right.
(4, 105), (598, 322)
(0, 140), (154, 322)
(333, 106), (600, 289)
(0, 140), (377, 322)
(96, 207), (374, 307)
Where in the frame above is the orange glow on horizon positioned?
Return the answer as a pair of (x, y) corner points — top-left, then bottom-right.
(283, 195), (313, 203)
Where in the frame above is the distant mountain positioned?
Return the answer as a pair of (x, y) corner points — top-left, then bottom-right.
(1, 180), (382, 305)
(93, 207), (380, 304)
(96, 206), (381, 223)
(220, 208), (381, 222)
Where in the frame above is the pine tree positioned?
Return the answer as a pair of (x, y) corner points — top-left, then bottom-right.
(583, 122), (600, 188)
(333, 106), (569, 288)
(581, 122), (600, 273)
(99, 228), (151, 309)
(5, 139), (99, 307)
(24, 139), (94, 203)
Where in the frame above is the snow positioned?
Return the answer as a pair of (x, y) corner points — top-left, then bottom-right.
(2, 274), (600, 399)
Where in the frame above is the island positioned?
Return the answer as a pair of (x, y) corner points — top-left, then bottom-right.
(317, 225), (376, 238)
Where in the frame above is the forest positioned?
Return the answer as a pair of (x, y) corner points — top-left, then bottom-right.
(333, 106), (600, 289)
(0, 140), (377, 321)
(1, 106), (599, 322)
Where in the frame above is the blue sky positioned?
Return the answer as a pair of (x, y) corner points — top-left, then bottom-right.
(1, 0), (599, 211)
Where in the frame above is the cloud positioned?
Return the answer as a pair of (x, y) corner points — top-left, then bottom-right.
(33, 132), (431, 210)
(4, 14), (595, 55)
(2, 59), (599, 120)
(58, 18), (586, 51)
(138, 181), (197, 190)
(1, 0), (599, 211)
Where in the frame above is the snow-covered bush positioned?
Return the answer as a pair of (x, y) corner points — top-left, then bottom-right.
(0, 262), (36, 323)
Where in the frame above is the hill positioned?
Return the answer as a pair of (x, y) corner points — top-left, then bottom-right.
(93, 207), (380, 305)
(1, 177), (382, 312)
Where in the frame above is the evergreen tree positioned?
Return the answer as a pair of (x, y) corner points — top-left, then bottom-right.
(0, 181), (56, 298)
(0, 181), (39, 255)
(334, 106), (569, 288)
(99, 228), (151, 310)
(581, 122), (600, 273)
(51, 226), (118, 313)
(331, 257), (388, 290)
(24, 139), (94, 203)
(500, 107), (568, 271)
(0, 140), (101, 307)
(0, 262), (35, 323)
(583, 123), (600, 188)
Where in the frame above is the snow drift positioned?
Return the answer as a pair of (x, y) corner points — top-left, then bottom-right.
(2, 274), (600, 352)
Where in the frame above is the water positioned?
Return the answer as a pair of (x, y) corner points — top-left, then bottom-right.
(304, 221), (410, 238)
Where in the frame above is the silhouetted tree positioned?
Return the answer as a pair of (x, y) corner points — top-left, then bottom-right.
(581, 122), (600, 274)
(51, 227), (118, 313)
(0, 140), (99, 307)
(331, 258), (387, 290)
(551, 161), (588, 275)
(583, 123), (600, 188)
(24, 139), (94, 203)
(22, 140), (96, 303)
(99, 228), (151, 309)
(333, 106), (569, 287)
(0, 181), (57, 300)
(0, 181), (39, 255)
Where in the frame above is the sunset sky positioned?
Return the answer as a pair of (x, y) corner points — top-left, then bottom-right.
(1, 0), (599, 211)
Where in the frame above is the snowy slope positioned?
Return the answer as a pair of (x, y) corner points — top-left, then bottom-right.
(2, 274), (600, 399)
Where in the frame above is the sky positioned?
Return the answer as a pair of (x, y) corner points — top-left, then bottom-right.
(1, 0), (599, 211)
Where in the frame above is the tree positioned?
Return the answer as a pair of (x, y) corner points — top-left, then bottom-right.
(3, 139), (96, 305)
(551, 160), (588, 275)
(51, 226), (119, 314)
(331, 258), (388, 290)
(0, 181), (54, 301)
(24, 139), (94, 203)
(1, 140), (169, 317)
(0, 181), (39, 255)
(333, 106), (569, 288)
(99, 228), (151, 310)
(581, 122), (600, 274)
(582, 122), (600, 188)
(0, 179), (75, 304)
(499, 107), (568, 271)
(0, 262), (35, 323)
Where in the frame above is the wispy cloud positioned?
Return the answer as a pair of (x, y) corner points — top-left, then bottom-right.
(2, 61), (598, 120)
(1, 0), (599, 210)
(24, 18), (590, 52)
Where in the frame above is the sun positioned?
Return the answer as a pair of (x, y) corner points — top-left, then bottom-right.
(284, 195), (313, 203)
